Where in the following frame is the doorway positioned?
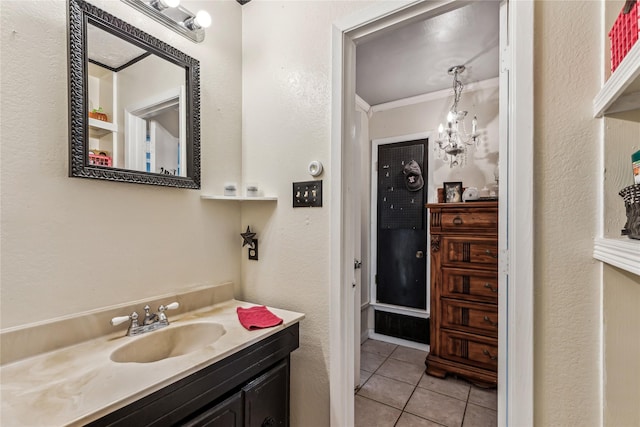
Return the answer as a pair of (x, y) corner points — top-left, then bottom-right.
(330, 1), (534, 426)
(371, 138), (429, 346)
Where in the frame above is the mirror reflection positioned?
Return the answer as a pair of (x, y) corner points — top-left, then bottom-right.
(87, 23), (187, 176)
(68, 0), (200, 189)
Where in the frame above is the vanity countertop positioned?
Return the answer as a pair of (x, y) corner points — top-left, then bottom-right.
(0, 300), (304, 426)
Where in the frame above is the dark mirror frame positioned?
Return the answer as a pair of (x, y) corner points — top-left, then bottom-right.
(68, 0), (201, 189)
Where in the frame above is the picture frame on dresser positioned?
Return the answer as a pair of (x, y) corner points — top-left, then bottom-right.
(443, 182), (463, 203)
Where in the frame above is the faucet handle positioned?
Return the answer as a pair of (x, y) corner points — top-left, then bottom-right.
(158, 302), (179, 322)
(111, 312), (138, 326)
(159, 302), (179, 312)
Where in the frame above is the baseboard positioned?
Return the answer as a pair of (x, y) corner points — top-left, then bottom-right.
(367, 330), (429, 352)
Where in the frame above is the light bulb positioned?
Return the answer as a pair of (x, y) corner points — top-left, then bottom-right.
(163, 0), (180, 7)
(195, 10), (212, 28)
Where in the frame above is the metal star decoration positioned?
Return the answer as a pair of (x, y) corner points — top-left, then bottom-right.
(240, 226), (256, 248)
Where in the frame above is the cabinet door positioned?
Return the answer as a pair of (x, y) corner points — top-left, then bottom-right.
(243, 360), (289, 427)
(181, 391), (243, 427)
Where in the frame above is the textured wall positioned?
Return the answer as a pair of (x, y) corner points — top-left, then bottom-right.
(240, 1), (371, 425)
(603, 265), (640, 426)
(0, 0), (243, 328)
(534, 1), (601, 424)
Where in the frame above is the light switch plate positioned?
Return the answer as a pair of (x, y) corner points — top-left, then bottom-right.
(293, 180), (322, 208)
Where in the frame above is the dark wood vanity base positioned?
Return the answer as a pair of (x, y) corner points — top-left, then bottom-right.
(89, 323), (299, 427)
(425, 202), (498, 388)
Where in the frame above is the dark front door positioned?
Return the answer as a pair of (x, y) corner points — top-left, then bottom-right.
(376, 140), (427, 310)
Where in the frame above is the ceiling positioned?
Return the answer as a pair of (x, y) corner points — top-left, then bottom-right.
(88, 23), (147, 70)
(355, 1), (500, 107)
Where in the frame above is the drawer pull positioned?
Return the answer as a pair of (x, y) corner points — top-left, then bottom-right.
(452, 216), (464, 225)
(485, 249), (498, 258)
(483, 316), (498, 327)
(484, 283), (498, 293)
(482, 349), (498, 361)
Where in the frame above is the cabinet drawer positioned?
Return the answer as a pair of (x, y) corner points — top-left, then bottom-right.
(441, 299), (498, 337)
(441, 267), (498, 302)
(442, 237), (498, 267)
(439, 330), (498, 372)
(440, 210), (497, 232)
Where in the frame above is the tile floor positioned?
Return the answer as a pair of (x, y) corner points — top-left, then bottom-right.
(356, 339), (497, 427)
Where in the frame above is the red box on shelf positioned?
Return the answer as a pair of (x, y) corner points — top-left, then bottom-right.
(89, 153), (112, 167)
(609, 1), (640, 72)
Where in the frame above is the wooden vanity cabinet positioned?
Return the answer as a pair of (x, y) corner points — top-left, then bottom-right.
(88, 323), (298, 427)
(184, 359), (288, 427)
(425, 202), (498, 387)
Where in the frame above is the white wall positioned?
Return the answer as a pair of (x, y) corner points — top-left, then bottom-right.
(240, 1), (373, 425)
(0, 0), (243, 328)
(603, 265), (640, 426)
(369, 83), (500, 202)
(534, 1), (602, 424)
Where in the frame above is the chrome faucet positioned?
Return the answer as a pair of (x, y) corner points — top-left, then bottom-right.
(111, 302), (179, 337)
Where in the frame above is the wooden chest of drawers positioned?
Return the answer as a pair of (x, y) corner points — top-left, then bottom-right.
(425, 202), (498, 387)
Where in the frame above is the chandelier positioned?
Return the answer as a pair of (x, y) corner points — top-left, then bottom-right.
(434, 65), (479, 168)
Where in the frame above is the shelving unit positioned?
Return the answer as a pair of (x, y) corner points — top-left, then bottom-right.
(88, 62), (119, 167)
(592, 37), (640, 276)
(88, 118), (118, 138)
(593, 41), (640, 117)
(201, 195), (278, 202)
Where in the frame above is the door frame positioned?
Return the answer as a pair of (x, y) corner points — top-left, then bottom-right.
(330, 1), (533, 426)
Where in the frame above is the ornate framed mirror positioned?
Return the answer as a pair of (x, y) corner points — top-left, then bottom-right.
(68, 0), (200, 188)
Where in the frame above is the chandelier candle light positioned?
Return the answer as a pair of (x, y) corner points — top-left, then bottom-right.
(435, 65), (479, 168)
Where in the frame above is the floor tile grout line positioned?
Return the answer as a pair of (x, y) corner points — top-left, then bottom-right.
(358, 340), (496, 426)
(413, 381), (472, 404)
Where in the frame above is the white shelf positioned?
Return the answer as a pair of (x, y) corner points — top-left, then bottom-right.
(593, 41), (640, 117)
(593, 237), (640, 276)
(88, 118), (118, 138)
(201, 195), (278, 202)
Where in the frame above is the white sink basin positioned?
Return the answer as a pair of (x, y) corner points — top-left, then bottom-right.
(110, 322), (226, 363)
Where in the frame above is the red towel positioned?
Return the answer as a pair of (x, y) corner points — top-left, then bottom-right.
(237, 305), (283, 330)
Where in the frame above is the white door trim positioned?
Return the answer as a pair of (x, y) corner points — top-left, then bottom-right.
(500, 1), (534, 425)
(330, 1), (534, 426)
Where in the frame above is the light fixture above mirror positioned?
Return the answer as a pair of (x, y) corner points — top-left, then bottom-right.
(121, 0), (211, 43)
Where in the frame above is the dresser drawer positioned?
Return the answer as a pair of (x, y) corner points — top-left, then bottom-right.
(441, 267), (498, 302)
(439, 209), (497, 232)
(439, 330), (498, 372)
(442, 237), (498, 267)
(441, 299), (498, 337)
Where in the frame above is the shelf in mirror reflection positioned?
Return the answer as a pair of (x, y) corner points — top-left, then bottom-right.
(88, 117), (118, 138)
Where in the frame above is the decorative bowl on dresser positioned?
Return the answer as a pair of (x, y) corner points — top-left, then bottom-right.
(425, 201), (498, 387)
